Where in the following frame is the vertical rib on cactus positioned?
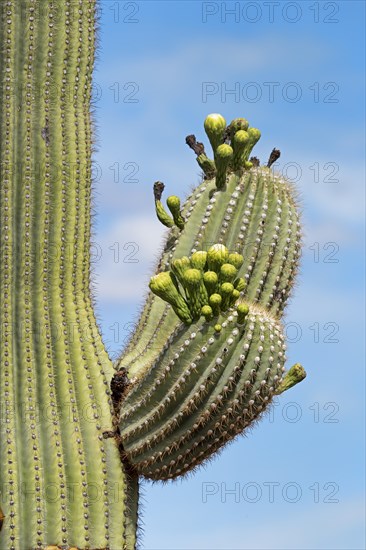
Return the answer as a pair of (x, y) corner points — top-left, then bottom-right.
(0, 2), (137, 548)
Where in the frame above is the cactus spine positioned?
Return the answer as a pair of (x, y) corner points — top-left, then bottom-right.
(0, 2), (306, 548)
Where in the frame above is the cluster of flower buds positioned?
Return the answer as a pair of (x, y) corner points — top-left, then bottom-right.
(149, 244), (249, 326)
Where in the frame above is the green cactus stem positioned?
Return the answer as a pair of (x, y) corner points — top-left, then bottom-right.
(166, 195), (185, 230)
(153, 181), (175, 228)
(0, 2), (137, 548)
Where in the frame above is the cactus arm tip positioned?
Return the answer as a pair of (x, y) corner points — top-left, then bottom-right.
(275, 363), (307, 395)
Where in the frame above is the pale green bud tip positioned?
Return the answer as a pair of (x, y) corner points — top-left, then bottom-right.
(190, 250), (207, 270)
(203, 271), (218, 284)
(207, 244), (229, 271)
(220, 282), (234, 310)
(201, 305), (213, 321)
(209, 293), (222, 316)
(216, 143), (233, 159)
(248, 127), (261, 143)
(214, 324), (222, 333)
(234, 277), (246, 292)
(209, 293), (222, 306)
(220, 263), (237, 282)
(171, 257), (191, 278)
(166, 195), (185, 230)
(233, 130), (249, 145)
(221, 282), (234, 295)
(183, 268), (202, 286)
(166, 195), (181, 210)
(275, 363), (307, 395)
(149, 271), (174, 294)
(204, 113), (226, 133)
(237, 303), (249, 324)
(231, 289), (240, 301)
(149, 271), (192, 324)
(228, 252), (244, 269)
(173, 257), (190, 269)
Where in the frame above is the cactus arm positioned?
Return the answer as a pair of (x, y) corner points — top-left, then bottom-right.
(116, 114), (306, 485)
(0, 2), (138, 548)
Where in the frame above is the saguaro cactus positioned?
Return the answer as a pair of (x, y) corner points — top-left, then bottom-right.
(0, 1), (306, 549)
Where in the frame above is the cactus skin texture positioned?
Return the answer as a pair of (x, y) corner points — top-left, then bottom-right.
(0, 1), (306, 548)
(0, 2), (137, 549)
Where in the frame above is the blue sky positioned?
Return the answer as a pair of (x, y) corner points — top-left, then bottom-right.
(91, 1), (365, 548)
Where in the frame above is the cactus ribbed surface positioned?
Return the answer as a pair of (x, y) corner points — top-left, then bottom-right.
(0, 2), (306, 548)
(0, 2), (137, 549)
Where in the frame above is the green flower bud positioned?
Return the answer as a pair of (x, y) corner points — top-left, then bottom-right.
(230, 288), (240, 306)
(275, 363), (307, 395)
(228, 117), (249, 139)
(209, 293), (222, 316)
(183, 269), (208, 321)
(201, 305), (213, 322)
(215, 143), (233, 190)
(220, 282), (234, 310)
(149, 272), (192, 324)
(236, 303), (249, 324)
(197, 153), (216, 178)
(171, 257), (191, 286)
(207, 244), (229, 272)
(203, 271), (218, 295)
(214, 324), (222, 333)
(228, 253), (244, 270)
(232, 130), (250, 171)
(248, 127), (261, 145)
(155, 201), (174, 228)
(190, 251), (207, 271)
(204, 113), (227, 154)
(220, 263), (237, 283)
(183, 268), (201, 287)
(167, 195), (185, 230)
(234, 277), (246, 292)
(154, 181), (174, 228)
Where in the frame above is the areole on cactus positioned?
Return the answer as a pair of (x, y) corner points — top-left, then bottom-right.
(0, 2), (306, 549)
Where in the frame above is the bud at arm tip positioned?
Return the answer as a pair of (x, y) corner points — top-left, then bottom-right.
(275, 363), (306, 395)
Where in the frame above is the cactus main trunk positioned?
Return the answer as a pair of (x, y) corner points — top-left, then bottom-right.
(0, 2), (137, 548)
